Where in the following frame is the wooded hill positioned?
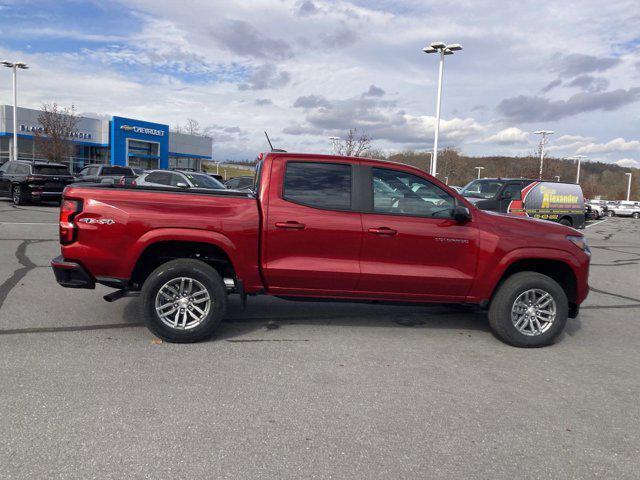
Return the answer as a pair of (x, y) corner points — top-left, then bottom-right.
(373, 149), (639, 201)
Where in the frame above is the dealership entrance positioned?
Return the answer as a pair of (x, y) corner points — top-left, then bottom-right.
(127, 139), (160, 169)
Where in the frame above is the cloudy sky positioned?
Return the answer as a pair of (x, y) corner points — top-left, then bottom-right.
(0, 0), (639, 165)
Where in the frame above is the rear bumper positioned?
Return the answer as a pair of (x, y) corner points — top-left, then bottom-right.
(51, 255), (95, 289)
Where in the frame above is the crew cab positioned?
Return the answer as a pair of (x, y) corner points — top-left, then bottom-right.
(51, 153), (590, 347)
(75, 165), (137, 183)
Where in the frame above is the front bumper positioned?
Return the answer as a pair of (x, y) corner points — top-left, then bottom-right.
(51, 255), (95, 289)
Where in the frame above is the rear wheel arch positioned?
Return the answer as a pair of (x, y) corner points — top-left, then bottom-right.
(130, 240), (236, 289)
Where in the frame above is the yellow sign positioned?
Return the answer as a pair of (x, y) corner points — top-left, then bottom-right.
(540, 186), (578, 208)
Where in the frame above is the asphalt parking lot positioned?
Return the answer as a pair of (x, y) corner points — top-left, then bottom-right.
(1, 200), (639, 480)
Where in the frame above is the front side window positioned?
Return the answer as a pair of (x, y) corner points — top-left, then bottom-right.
(185, 173), (224, 189)
(372, 168), (455, 218)
(501, 183), (523, 200)
(284, 162), (352, 210)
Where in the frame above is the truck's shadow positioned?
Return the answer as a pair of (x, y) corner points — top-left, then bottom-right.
(214, 296), (491, 341)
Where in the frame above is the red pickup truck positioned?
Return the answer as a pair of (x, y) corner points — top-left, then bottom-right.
(51, 152), (590, 347)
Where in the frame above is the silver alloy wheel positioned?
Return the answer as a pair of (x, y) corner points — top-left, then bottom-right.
(154, 277), (211, 330)
(511, 288), (556, 336)
(13, 186), (20, 205)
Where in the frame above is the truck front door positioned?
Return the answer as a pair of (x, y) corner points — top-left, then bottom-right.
(358, 166), (480, 300)
(263, 159), (363, 293)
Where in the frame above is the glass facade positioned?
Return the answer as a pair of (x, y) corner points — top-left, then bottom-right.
(169, 156), (202, 170)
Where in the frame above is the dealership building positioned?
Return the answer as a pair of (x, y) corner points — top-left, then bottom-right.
(0, 105), (212, 172)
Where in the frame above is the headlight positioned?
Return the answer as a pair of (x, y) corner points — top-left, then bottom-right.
(567, 235), (590, 256)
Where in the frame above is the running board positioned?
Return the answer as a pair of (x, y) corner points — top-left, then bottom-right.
(103, 289), (140, 303)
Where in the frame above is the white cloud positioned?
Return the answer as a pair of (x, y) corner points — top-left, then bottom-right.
(576, 137), (640, 154)
(615, 158), (640, 168)
(483, 127), (529, 145)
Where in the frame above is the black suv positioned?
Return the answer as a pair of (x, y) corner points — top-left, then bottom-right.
(76, 165), (137, 183)
(0, 161), (74, 205)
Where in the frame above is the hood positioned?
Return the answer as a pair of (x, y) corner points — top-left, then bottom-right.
(482, 209), (579, 235)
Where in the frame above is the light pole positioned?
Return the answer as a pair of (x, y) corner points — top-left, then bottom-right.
(555, 176), (561, 182)
(625, 172), (632, 201)
(533, 130), (554, 180)
(444, 176), (449, 185)
(475, 166), (484, 179)
(422, 41), (462, 177)
(568, 155), (586, 184)
(1, 61), (29, 161)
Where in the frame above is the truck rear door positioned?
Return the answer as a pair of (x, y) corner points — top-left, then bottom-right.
(262, 158), (362, 293)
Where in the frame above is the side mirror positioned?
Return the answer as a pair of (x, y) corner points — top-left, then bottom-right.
(176, 182), (189, 188)
(453, 205), (472, 223)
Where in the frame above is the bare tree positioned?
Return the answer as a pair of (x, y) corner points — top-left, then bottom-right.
(172, 118), (212, 137)
(35, 103), (80, 162)
(334, 129), (371, 157)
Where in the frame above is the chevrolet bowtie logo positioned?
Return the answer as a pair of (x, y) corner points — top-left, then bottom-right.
(120, 125), (135, 131)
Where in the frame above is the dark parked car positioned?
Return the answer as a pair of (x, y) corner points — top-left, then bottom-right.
(76, 165), (137, 183)
(224, 175), (254, 191)
(0, 160), (74, 205)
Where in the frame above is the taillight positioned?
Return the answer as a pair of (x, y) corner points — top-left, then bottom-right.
(59, 199), (82, 245)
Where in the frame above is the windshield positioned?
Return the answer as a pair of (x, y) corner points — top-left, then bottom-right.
(185, 173), (225, 189)
(34, 165), (70, 176)
(460, 179), (505, 199)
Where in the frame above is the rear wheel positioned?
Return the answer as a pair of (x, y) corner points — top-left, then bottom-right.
(607, 211), (615, 217)
(592, 210), (600, 220)
(488, 272), (568, 348)
(12, 185), (27, 206)
(559, 217), (572, 226)
(633, 212), (640, 219)
(140, 259), (227, 343)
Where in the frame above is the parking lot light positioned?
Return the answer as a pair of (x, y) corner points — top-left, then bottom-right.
(475, 166), (485, 179)
(423, 41), (463, 178)
(2, 60), (29, 161)
(533, 130), (554, 180)
(568, 155), (586, 184)
(625, 172), (632, 201)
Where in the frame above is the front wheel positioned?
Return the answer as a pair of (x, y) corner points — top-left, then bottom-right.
(558, 218), (572, 227)
(140, 259), (227, 343)
(607, 211), (614, 217)
(488, 272), (568, 347)
(633, 212), (640, 219)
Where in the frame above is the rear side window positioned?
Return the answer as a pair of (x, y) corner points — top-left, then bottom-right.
(145, 172), (171, 185)
(34, 165), (70, 175)
(16, 164), (30, 175)
(102, 167), (133, 176)
(284, 162), (352, 210)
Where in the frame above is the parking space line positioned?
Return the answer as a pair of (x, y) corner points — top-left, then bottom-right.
(0, 222), (58, 225)
(586, 219), (608, 228)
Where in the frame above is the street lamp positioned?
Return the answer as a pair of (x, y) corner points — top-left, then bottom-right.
(533, 130), (554, 180)
(555, 176), (561, 182)
(422, 41), (462, 177)
(625, 172), (632, 201)
(568, 155), (586, 184)
(475, 166), (485, 179)
(1, 61), (29, 161)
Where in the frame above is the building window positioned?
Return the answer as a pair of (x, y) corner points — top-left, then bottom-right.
(169, 156), (201, 171)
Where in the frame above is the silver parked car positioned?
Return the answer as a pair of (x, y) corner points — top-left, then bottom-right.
(135, 170), (226, 190)
(607, 201), (640, 218)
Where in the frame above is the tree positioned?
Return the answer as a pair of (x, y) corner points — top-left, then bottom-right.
(171, 118), (212, 137)
(35, 103), (80, 162)
(334, 129), (371, 157)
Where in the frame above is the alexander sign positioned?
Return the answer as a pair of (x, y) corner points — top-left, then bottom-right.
(20, 124), (92, 140)
(120, 124), (165, 137)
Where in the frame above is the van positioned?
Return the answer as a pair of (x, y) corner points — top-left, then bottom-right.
(460, 178), (585, 228)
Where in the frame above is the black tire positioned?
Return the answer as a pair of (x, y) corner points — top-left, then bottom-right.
(558, 217), (572, 226)
(633, 212), (640, 219)
(12, 185), (27, 206)
(488, 272), (568, 348)
(140, 259), (227, 343)
(607, 211), (614, 217)
(592, 211), (600, 220)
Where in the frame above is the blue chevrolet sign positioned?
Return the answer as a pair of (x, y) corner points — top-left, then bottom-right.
(110, 116), (169, 169)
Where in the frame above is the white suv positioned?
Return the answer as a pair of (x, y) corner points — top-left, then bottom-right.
(134, 170), (226, 190)
(607, 201), (640, 218)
